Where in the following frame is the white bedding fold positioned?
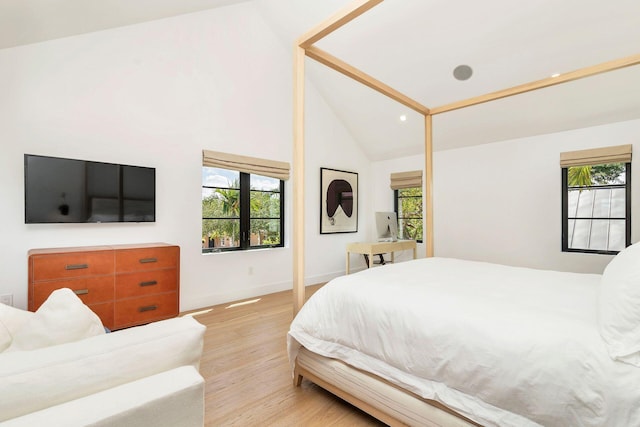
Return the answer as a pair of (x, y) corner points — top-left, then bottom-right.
(288, 258), (640, 426)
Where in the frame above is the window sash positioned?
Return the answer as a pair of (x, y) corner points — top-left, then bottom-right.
(202, 169), (284, 252)
(394, 189), (423, 243)
(561, 163), (631, 255)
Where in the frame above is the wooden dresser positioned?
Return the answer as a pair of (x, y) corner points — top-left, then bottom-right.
(28, 243), (180, 330)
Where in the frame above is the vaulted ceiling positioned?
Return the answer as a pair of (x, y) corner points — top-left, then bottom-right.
(3, 0), (639, 160)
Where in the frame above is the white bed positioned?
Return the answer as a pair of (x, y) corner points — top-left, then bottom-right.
(288, 245), (640, 426)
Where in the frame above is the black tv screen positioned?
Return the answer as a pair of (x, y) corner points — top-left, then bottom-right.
(25, 154), (156, 224)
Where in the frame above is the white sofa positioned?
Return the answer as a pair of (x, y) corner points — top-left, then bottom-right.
(0, 312), (206, 426)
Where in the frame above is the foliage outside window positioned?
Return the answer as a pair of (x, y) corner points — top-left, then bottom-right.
(394, 187), (423, 242)
(562, 162), (631, 254)
(202, 167), (284, 253)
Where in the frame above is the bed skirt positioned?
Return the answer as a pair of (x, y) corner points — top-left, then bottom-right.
(293, 347), (479, 427)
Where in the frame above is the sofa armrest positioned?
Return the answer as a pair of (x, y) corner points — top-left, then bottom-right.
(1, 366), (205, 427)
(0, 316), (205, 422)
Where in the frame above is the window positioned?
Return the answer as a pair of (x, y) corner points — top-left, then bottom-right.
(394, 187), (423, 242)
(201, 149), (289, 253)
(562, 162), (631, 254)
(390, 170), (424, 243)
(202, 167), (284, 253)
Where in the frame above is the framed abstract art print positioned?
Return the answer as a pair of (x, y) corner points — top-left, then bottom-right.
(320, 167), (358, 234)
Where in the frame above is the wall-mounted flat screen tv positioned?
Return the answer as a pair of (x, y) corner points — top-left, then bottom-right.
(24, 154), (156, 224)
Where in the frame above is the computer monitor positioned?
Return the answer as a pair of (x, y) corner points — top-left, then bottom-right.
(375, 211), (398, 242)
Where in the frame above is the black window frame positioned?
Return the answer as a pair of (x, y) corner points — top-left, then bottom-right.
(202, 169), (284, 253)
(394, 187), (423, 243)
(561, 162), (631, 255)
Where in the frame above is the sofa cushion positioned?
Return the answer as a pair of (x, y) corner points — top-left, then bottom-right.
(7, 288), (104, 352)
(0, 316), (205, 422)
(0, 303), (35, 352)
(1, 366), (205, 427)
(0, 321), (10, 352)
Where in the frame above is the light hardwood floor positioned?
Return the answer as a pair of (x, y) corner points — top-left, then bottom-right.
(185, 284), (386, 426)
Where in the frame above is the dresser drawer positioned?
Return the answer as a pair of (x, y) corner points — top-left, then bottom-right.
(114, 292), (178, 328)
(115, 269), (177, 299)
(115, 246), (178, 273)
(31, 251), (114, 281)
(88, 301), (115, 330)
(32, 276), (115, 310)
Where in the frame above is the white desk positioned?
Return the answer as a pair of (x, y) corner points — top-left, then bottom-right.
(346, 240), (417, 274)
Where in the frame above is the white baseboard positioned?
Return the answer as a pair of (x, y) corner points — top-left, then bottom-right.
(181, 270), (364, 312)
(180, 280), (289, 312)
(304, 270), (345, 286)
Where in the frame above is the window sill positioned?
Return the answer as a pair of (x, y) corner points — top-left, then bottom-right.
(201, 245), (286, 255)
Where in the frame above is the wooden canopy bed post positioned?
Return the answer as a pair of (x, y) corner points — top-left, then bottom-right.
(292, 0), (434, 314)
(293, 0), (387, 315)
(424, 114), (434, 257)
(292, 44), (305, 315)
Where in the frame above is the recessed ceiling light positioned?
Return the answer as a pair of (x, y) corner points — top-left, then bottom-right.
(399, 114), (407, 122)
(551, 73), (561, 78)
(453, 64), (473, 81)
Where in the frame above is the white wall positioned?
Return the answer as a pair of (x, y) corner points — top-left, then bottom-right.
(0, 3), (367, 310)
(373, 119), (640, 275)
(303, 72), (371, 281)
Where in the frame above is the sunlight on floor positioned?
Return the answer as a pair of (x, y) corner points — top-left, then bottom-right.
(226, 298), (261, 309)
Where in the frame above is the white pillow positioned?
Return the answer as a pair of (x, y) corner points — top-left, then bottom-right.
(0, 321), (10, 352)
(599, 242), (640, 366)
(7, 288), (105, 352)
(0, 302), (34, 352)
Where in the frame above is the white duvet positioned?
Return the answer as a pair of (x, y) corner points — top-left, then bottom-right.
(288, 258), (640, 426)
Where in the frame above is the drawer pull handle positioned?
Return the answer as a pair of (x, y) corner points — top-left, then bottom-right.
(65, 263), (89, 270)
(139, 258), (157, 264)
(139, 305), (158, 312)
(74, 289), (89, 295)
(139, 280), (158, 287)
